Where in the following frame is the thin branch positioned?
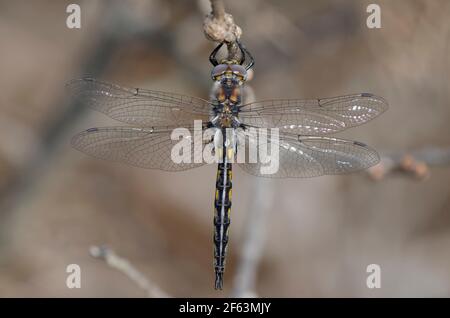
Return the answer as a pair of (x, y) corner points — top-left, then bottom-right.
(210, 0), (226, 21)
(368, 147), (450, 181)
(90, 246), (170, 298)
(203, 0), (242, 60)
(231, 181), (274, 298)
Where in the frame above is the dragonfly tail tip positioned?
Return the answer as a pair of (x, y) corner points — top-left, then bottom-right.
(214, 272), (224, 290)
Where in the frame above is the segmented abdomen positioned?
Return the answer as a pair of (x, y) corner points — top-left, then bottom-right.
(213, 160), (232, 290)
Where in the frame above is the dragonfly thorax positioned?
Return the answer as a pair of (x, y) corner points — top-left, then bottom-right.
(211, 79), (242, 128)
(210, 63), (245, 127)
(215, 79), (242, 104)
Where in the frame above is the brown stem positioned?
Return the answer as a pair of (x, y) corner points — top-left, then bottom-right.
(210, 0), (225, 21)
(367, 147), (450, 181)
(90, 246), (170, 298)
(203, 0), (242, 60)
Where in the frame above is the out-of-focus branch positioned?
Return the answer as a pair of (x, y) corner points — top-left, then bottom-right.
(90, 246), (170, 298)
(210, 0), (225, 20)
(368, 147), (450, 181)
(203, 0), (242, 60)
(231, 181), (274, 298)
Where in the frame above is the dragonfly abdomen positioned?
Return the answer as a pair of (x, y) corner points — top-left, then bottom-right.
(213, 159), (232, 290)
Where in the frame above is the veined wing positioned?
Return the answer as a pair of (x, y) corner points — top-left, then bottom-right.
(71, 125), (210, 171)
(235, 129), (379, 178)
(238, 93), (388, 135)
(68, 78), (212, 126)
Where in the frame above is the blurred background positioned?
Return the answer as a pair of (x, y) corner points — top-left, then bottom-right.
(0, 0), (449, 297)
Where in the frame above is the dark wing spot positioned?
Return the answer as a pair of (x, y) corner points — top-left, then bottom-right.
(353, 141), (367, 147)
(86, 128), (98, 132)
(361, 93), (373, 97)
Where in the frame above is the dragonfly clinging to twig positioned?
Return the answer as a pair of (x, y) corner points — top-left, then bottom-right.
(69, 40), (388, 290)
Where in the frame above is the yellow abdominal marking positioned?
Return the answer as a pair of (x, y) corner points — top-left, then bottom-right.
(227, 148), (234, 160)
(217, 148), (224, 159)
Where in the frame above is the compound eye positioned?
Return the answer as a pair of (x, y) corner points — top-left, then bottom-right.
(230, 64), (247, 80)
(211, 64), (228, 80)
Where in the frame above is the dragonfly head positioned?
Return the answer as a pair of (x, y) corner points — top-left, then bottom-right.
(211, 63), (247, 85)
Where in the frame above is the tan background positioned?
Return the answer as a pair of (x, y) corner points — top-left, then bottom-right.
(0, 0), (449, 297)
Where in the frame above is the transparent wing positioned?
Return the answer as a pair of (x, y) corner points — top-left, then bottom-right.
(71, 125), (210, 171)
(235, 130), (379, 178)
(238, 93), (388, 135)
(68, 78), (212, 126)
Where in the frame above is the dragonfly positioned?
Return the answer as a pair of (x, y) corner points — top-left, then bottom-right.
(69, 40), (388, 290)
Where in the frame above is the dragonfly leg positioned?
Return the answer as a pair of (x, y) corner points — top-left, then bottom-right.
(210, 42), (225, 66)
(236, 40), (254, 70)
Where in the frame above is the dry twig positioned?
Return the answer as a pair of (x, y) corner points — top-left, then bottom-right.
(90, 245), (170, 298)
(203, 0), (242, 60)
(231, 182), (274, 298)
(368, 147), (450, 181)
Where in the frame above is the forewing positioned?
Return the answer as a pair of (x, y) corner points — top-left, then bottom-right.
(238, 94), (388, 135)
(68, 78), (211, 126)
